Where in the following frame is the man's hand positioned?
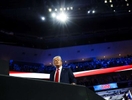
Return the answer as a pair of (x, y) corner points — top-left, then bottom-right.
(71, 83), (76, 85)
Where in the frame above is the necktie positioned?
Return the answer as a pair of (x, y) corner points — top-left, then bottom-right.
(55, 68), (59, 82)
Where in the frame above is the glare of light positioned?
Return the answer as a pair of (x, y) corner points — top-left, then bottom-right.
(88, 11), (90, 13)
(55, 8), (57, 11)
(64, 8), (66, 11)
(125, 0), (128, 2)
(41, 17), (45, 20)
(49, 8), (52, 12)
(82, 59), (84, 61)
(119, 54), (121, 56)
(70, 7), (73, 10)
(67, 7), (69, 10)
(127, 3), (129, 6)
(111, 4), (113, 7)
(56, 12), (68, 22)
(60, 8), (63, 11)
(113, 10), (115, 12)
(128, 10), (131, 12)
(109, 0), (112, 3)
(51, 13), (56, 18)
(104, 0), (107, 3)
(92, 10), (95, 13)
(104, 56), (106, 58)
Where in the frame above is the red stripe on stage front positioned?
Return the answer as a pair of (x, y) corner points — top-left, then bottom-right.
(74, 65), (132, 77)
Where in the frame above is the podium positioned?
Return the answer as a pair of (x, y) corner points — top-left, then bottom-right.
(0, 74), (104, 100)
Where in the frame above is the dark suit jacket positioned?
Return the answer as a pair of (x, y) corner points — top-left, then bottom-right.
(50, 67), (76, 84)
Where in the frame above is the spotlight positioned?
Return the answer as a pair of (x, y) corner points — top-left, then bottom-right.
(88, 11), (90, 14)
(60, 8), (63, 11)
(56, 12), (68, 22)
(67, 7), (69, 10)
(127, 3), (129, 6)
(70, 7), (73, 10)
(55, 8), (57, 11)
(51, 13), (56, 18)
(92, 10), (95, 13)
(109, 0), (112, 3)
(104, 0), (107, 3)
(41, 17), (45, 20)
(49, 8), (52, 12)
(110, 4), (113, 7)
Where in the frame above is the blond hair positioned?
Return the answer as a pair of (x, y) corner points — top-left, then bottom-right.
(53, 56), (62, 60)
(53, 56), (62, 66)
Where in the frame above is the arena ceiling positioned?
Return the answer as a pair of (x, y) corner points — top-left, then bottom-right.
(0, 0), (132, 49)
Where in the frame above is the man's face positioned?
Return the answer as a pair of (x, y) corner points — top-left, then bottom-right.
(53, 57), (62, 68)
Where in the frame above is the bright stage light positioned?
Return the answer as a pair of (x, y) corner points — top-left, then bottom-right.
(55, 8), (57, 11)
(110, 4), (113, 7)
(109, 0), (112, 3)
(67, 7), (69, 10)
(104, 0), (107, 3)
(70, 7), (73, 10)
(41, 17), (45, 20)
(87, 10), (90, 14)
(51, 13), (56, 18)
(92, 10), (95, 13)
(60, 8), (63, 11)
(127, 3), (129, 6)
(56, 12), (68, 22)
(49, 8), (52, 12)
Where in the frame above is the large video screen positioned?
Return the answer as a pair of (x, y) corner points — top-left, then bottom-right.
(93, 83), (118, 91)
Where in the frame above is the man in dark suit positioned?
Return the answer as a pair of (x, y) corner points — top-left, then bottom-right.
(50, 56), (76, 85)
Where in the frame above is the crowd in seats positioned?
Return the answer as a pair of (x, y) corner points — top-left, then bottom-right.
(42, 55), (132, 73)
(64, 55), (132, 72)
(46, 54), (132, 73)
(9, 55), (132, 88)
(99, 89), (128, 99)
(9, 61), (47, 73)
(10, 55), (132, 73)
(76, 70), (132, 87)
